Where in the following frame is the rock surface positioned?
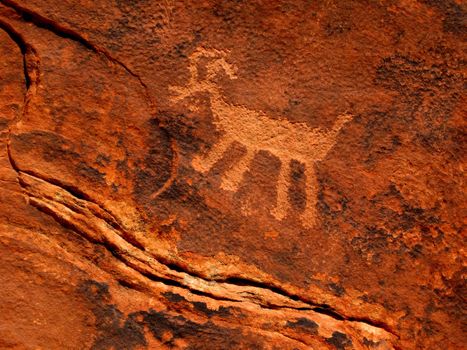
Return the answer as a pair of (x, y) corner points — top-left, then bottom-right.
(0, 1), (465, 349)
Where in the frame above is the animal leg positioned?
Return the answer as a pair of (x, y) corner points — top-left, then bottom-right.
(192, 136), (231, 173)
(271, 159), (290, 221)
(220, 148), (255, 191)
(301, 164), (318, 228)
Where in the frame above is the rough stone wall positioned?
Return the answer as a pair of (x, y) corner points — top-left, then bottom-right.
(0, 1), (465, 349)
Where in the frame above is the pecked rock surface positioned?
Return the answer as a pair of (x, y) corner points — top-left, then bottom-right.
(0, 1), (465, 349)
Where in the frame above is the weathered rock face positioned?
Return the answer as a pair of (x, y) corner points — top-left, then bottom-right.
(0, 1), (465, 349)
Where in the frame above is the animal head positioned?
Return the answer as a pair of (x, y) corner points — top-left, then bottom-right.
(170, 47), (237, 102)
(191, 47), (238, 80)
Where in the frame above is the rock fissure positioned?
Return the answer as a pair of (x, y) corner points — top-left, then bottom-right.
(0, 17), (38, 91)
(0, 0), (152, 110)
(0, 4), (400, 341)
(0, 17), (39, 131)
(14, 167), (397, 339)
(0, 0), (181, 201)
(0, 1), (463, 348)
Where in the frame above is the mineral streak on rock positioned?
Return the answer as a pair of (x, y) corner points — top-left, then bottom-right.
(0, 0), (465, 349)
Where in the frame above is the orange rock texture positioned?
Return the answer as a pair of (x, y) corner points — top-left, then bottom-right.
(0, 1), (465, 349)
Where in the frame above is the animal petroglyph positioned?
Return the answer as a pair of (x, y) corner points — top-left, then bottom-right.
(170, 48), (352, 227)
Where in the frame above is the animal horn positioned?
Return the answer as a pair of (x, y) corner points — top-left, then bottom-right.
(190, 47), (227, 62)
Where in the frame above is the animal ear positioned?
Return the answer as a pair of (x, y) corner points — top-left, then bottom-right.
(339, 113), (353, 121)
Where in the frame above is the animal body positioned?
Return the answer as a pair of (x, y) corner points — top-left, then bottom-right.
(171, 48), (352, 227)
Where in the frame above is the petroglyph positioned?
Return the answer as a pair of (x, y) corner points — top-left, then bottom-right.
(170, 48), (352, 227)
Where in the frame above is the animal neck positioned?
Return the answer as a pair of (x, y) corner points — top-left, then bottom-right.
(328, 115), (351, 139)
(206, 87), (225, 107)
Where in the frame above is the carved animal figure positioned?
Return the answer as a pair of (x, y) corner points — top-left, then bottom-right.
(171, 48), (352, 227)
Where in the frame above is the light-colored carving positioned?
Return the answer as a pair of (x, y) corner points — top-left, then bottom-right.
(170, 48), (352, 227)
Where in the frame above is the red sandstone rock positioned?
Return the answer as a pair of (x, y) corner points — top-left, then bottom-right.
(0, 1), (465, 349)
